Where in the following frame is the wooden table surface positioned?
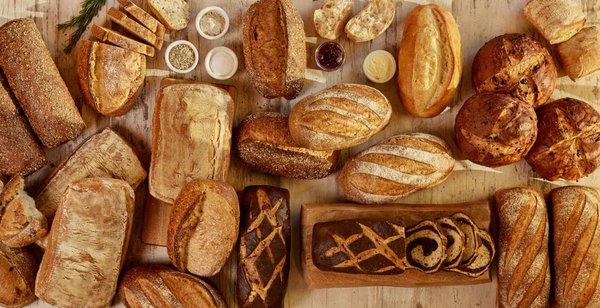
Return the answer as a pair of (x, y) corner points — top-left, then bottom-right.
(2, 0), (599, 307)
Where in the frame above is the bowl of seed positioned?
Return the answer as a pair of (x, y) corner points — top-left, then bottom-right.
(165, 40), (199, 74)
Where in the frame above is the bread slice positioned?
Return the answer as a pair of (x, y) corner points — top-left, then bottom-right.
(147, 0), (190, 31)
(76, 40), (146, 116)
(117, 0), (166, 38)
(314, 0), (355, 40)
(108, 8), (163, 49)
(345, 0), (396, 42)
(91, 25), (155, 57)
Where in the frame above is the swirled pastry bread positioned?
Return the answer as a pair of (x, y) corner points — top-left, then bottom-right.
(405, 220), (446, 273)
(436, 217), (464, 269)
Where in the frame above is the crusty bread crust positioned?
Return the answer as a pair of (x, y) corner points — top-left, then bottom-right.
(345, 0), (396, 42)
(314, 0), (355, 40)
(91, 25), (155, 57)
(0, 243), (37, 308)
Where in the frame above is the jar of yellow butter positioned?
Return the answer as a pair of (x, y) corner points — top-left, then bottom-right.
(363, 50), (397, 83)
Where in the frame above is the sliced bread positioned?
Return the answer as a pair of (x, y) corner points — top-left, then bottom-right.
(117, 0), (166, 38)
(146, 0), (190, 31)
(108, 8), (163, 49)
(91, 24), (155, 57)
(314, 0), (355, 40)
(345, 0), (396, 42)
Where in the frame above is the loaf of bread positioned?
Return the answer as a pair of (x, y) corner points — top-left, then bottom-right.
(108, 8), (163, 49)
(345, 0), (395, 42)
(238, 186), (290, 307)
(235, 112), (340, 179)
(405, 220), (446, 273)
(526, 98), (600, 181)
(117, 0), (165, 38)
(242, 0), (306, 100)
(523, 0), (586, 44)
(495, 187), (550, 308)
(35, 128), (147, 219)
(120, 265), (226, 308)
(77, 40), (146, 116)
(167, 179), (239, 277)
(472, 33), (557, 108)
(338, 133), (455, 204)
(150, 81), (234, 203)
(0, 176), (47, 248)
(557, 26), (600, 80)
(0, 73), (47, 177)
(314, 0), (355, 40)
(0, 243), (36, 308)
(0, 18), (85, 148)
(289, 83), (392, 151)
(398, 5), (462, 118)
(91, 25), (155, 57)
(147, 0), (190, 31)
(35, 178), (135, 307)
(550, 186), (600, 307)
(455, 93), (538, 167)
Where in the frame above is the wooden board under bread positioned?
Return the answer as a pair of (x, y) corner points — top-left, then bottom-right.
(301, 202), (492, 289)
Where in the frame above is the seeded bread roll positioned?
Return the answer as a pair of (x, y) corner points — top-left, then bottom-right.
(314, 0), (355, 40)
(405, 220), (446, 273)
(523, 0), (586, 45)
(146, 0), (190, 31)
(345, 0), (395, 42)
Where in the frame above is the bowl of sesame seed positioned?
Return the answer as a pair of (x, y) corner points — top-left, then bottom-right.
(165, 40), (199, 74)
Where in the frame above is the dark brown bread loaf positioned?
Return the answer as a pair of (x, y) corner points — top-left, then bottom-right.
(526, 98), (600, 181)
(0, 243), (37, 308)
(312, 219), (406, 275)
(495, 187), (550, 308)
(237, 186), (290, 308)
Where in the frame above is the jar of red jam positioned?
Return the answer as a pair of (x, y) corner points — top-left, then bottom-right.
(315, 41), (345, 71)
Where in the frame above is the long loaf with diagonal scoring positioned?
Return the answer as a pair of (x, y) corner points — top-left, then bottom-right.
(495, 187), (550, 308)
(551, 186), (600, 307)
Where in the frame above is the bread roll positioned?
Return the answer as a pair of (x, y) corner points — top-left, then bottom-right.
(495, 187), (550, 308)
(0, 18), (85, 148)
(345, 0), (395, 42)
(405, 220), (446, 273)
(289, 83), (392, 151)
(551, 186), (600, 307)
(526, 98), (600, 181)
(398, 4), (462, 118)
(146, 0), (189, 31)
(120, 265), (226, 308)
(242, 0), (306, 99)
(167, 179), (239, 277)
(0, 243), (36, 308)
(314, 0), (354, 40)
(238, 186), (290, 307)
(35, 178), (135, 307)
(557, 26), (600, 81)
(338, 133), (455, 204)
(454, 93), (538, 167)
(472, 33), (557, 108)
(235, 112), (340, 179)
(523, 0), (586, 44)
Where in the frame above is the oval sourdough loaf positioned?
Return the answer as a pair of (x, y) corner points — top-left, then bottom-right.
(289, 83), (392, 151)
(345, 0), (396, 42)
(0, 243), (36, 308)
(398, 4), (462, 118)
(338, 133), (455, 204)
(314, 0), (355, 40)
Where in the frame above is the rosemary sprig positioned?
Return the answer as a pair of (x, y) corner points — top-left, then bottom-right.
(57, 0), (107, 53)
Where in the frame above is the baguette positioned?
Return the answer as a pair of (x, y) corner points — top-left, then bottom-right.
(146, 0), (190, 31)
(314, 0), (355, 40)
(91, 25), (155, 57)
(495, 187), (550, 308)
(345, 0), (396, 42)
(0, 243), (37, 308)
(35, 178), (135, 307)
(523, 0), (586, 45)
(108, 8), (163, 49)
(0, 18), (85, 148)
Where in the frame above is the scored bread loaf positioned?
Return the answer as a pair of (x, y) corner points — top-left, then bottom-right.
(523, 0), (586, 45)
(235, 112), (340, 179)
(108, 8), (163, 49)
(0, 243), (37, 308)
(238, 186), (290, 308)
(338, 133), (455, 204)
(35, 178), (135, 307)
(314, 0), (355, 40)
(146, 0), (190, 31)
(117, 0), (166, 38)
(289, 83), (392, 151)
(91, 25), (155, 57)
(405, 220), (446, 273)
(495, 187), (550, 308)
(345, 0), (396, 42)
(550, 186), (600, 307)
(167, 179), (239, 277)
(120, 265), (226, 308)
(557, 26), (600, 80)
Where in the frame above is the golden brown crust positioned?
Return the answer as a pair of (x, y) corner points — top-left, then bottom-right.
(117, 0), (166, 38)
(108, 8), (163, 49)
(557, 26), (600, 81)
(91, 25), (155, 57)
(454, 93), (538, 167)
(0, 244), (36, 308)
(526, 98), (600, 181)
(344, 0), (396, 42)
(523, 0), (586, 44)
(472, 33), (557, 108)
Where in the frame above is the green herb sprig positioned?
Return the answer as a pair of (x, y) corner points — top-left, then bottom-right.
(58, 0), (107, 53)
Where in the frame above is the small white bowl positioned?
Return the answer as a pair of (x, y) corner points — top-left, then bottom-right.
(164, 40), (199, 74)
(205, 46), (238, 80)
(195, 6), (230, 40)
(363, 50), (397, 83)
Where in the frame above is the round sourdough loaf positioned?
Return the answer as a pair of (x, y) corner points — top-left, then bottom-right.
(472, 33), (557, 108)
(454, 93), (537, 167)
(289, 83), (392, 151)
(338, 133), (455, 204)
(526, 98), (600, 181)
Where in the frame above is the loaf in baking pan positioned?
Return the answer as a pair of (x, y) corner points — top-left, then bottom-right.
(523, 0), (586, 45)
(0, 18), (85, 148)
(150, 81), (234, 203)
(146, 0), (189, 31)
(35, 128), (147, 219)
(455, 93), (538, 167)
(242, 0), (306, 99)
(0, 243), (37, 308)
(550, 186), (600, 307)
(436, 217), (464, 269)
(345, 0), (395, 42)
(289, 83), (392, 151)
(314, 0), (355, 40)
(120, 264), (226, 308)
(117, 0), (166, 38)
(235, 112), (339, 179)
(91, 25), (155, 57)
(77, 40), (146, 116)
(405, 220), (446, 274)
(238, 186), (290, 308)
(472, 33), (557, 108)
(338, 133), (455, 204)
(495, 187), (550, 308)
(557, 26), (600, 81)
(398, 4), (462, 118)
(167, 179), (239, 277)
(108, 8), (163, 49)
(35, 178), (135, 307)
(526, 98), (600, 181)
